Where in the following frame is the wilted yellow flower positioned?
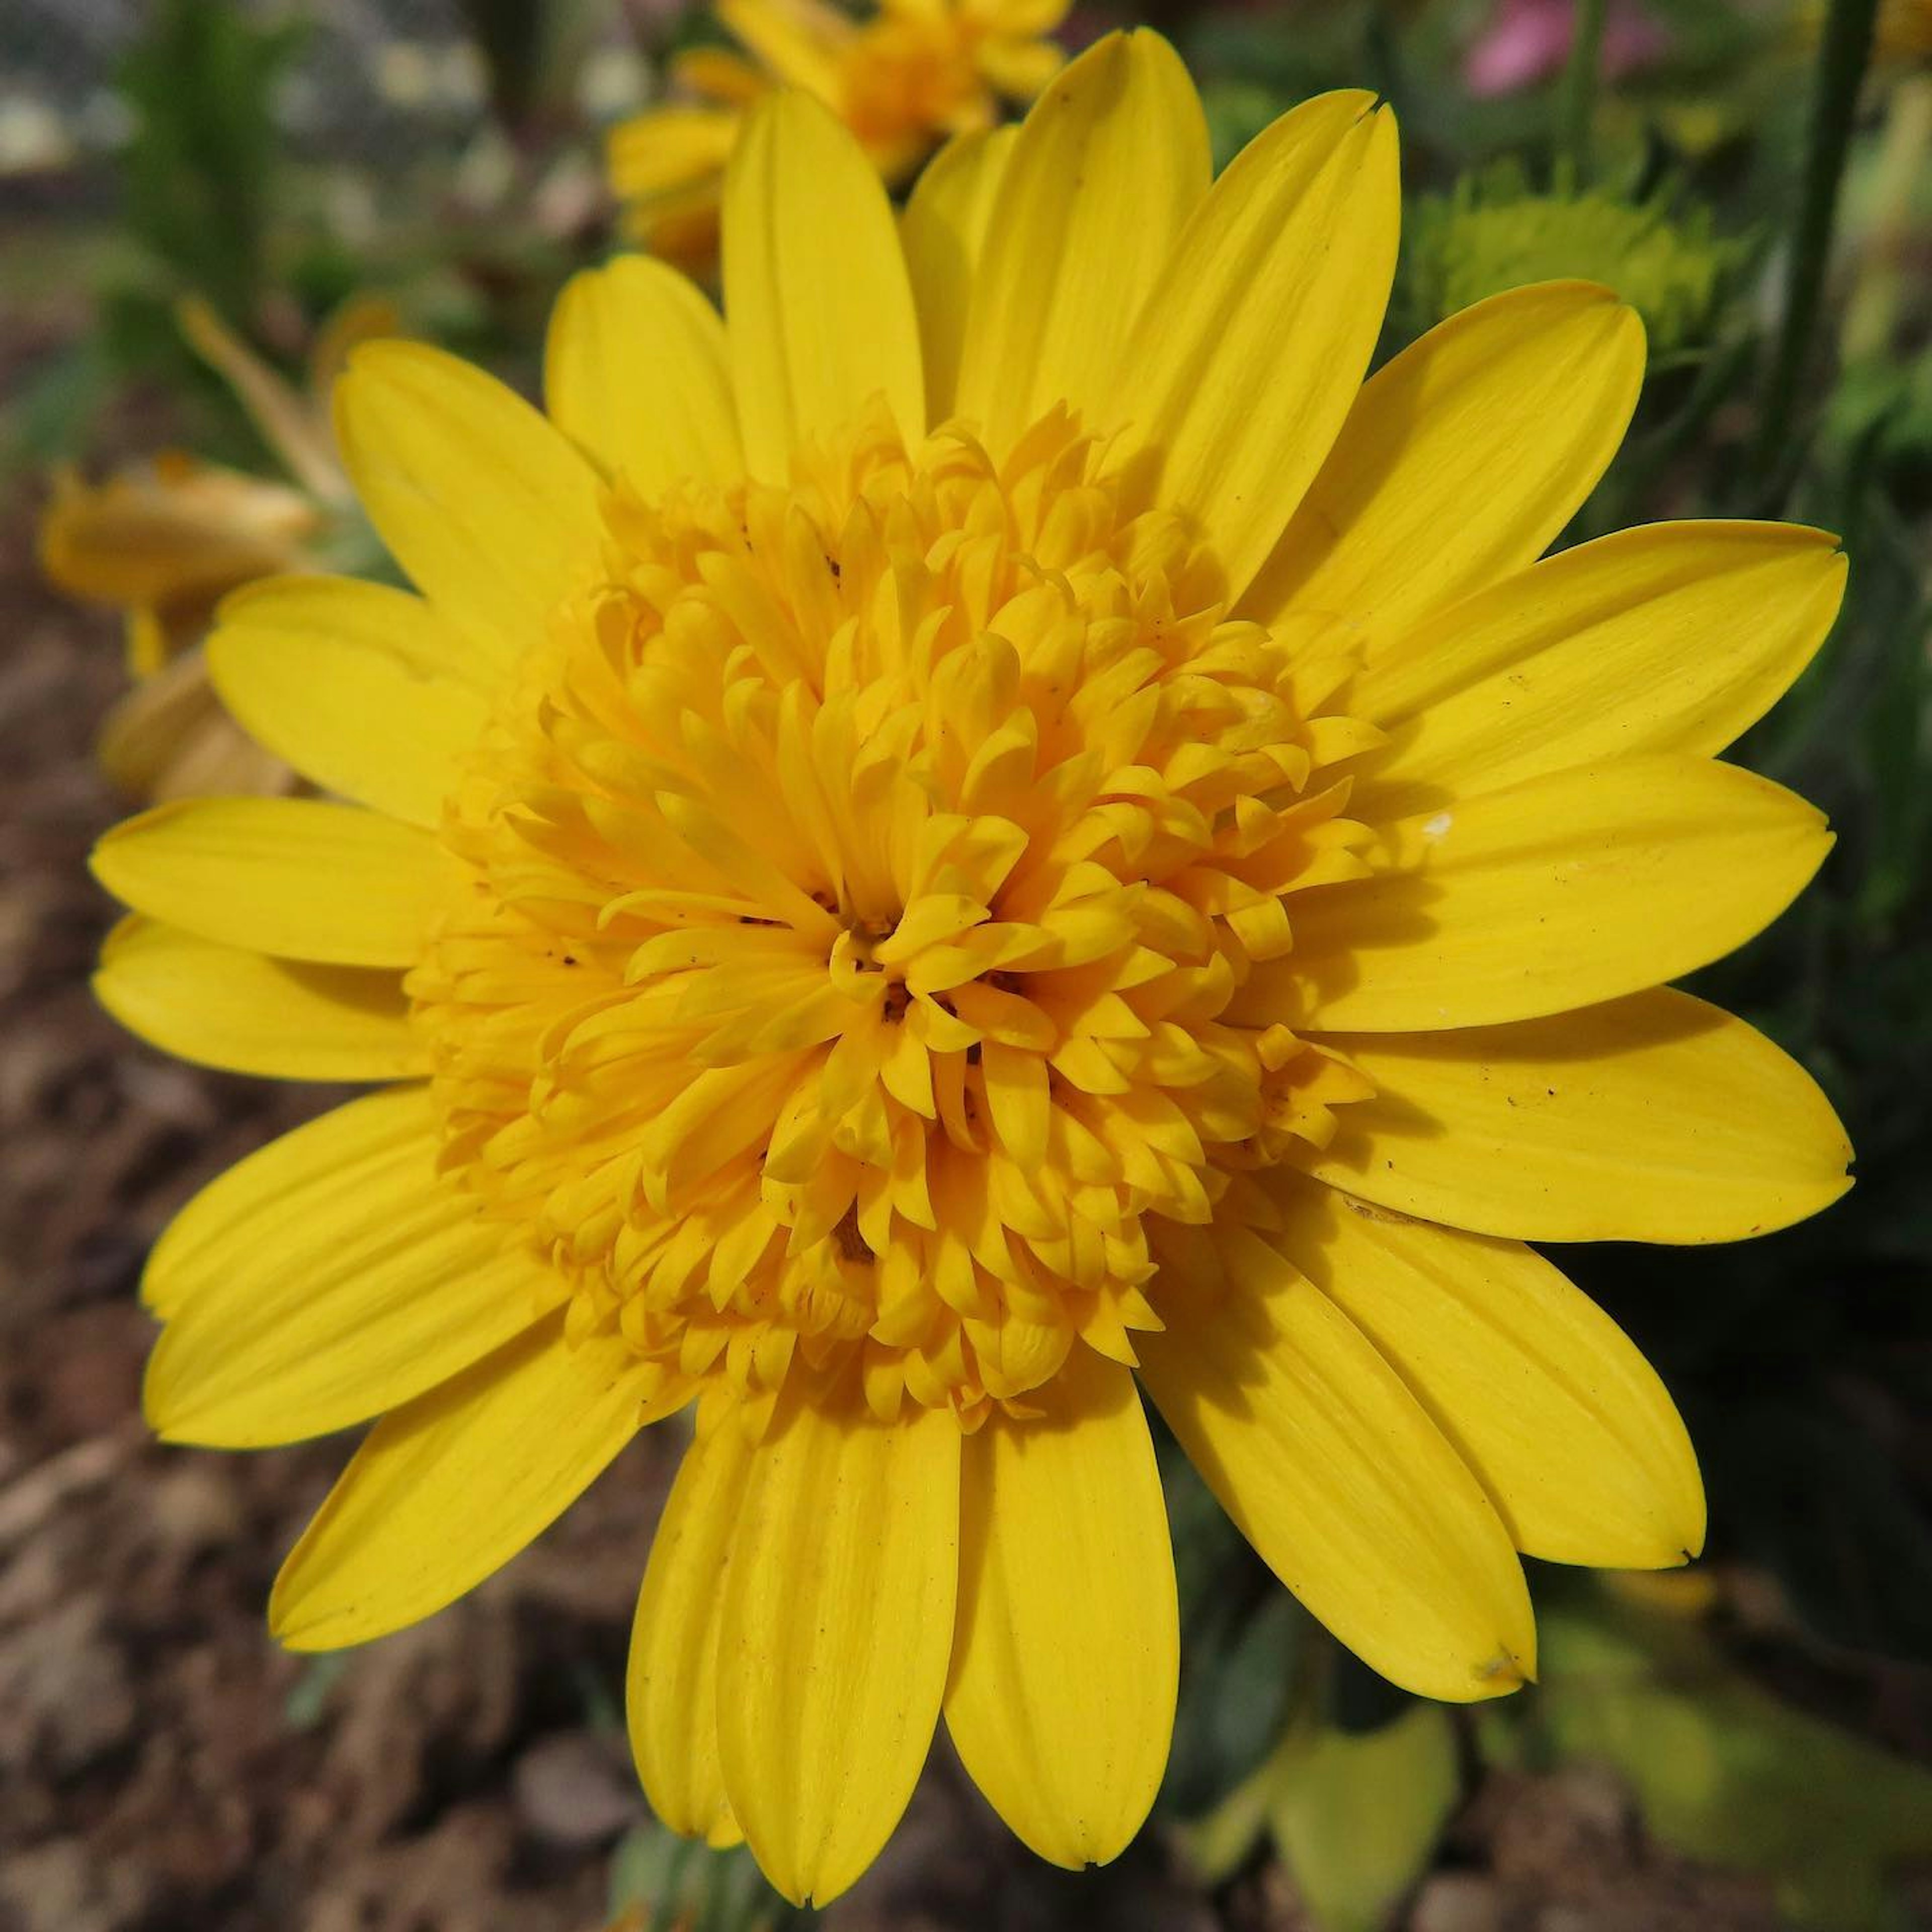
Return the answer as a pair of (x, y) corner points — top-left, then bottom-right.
(93, 33), (1852, 1907)
(40, 296), (393, 798)
(607, 0), (1065, 266)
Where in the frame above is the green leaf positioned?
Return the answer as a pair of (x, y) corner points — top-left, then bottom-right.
(1157, 1431), (1309, 1815)
(282, 1650), (352, 1731)
(1266, 1707), (1461, 1932)
(116, 0), (307, 319)
(605, 1819), (790, 1932)
(1534, 1598), (1932, 1930)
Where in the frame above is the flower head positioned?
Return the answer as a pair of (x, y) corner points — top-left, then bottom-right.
(94, 33), (1852, 1906)
(1402, 164), (1737, 355)
(606, 0), (1065, 268)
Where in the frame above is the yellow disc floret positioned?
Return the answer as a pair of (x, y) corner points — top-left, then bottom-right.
(408, 403), (1381, 1434)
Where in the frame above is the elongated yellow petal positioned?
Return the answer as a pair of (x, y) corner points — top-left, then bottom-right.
(954, 29), (1209, 452)
(1245, 283), (1644, 648)
(142, 1084), (410, 1319)
(208, 577), (490, 827)
(144, 1088), (564, 1446)
(1348, 522), (1849, 815)
(1278, 1175), (1704, 1567)
(1259, 756), (1831, 1032)
(723, 92), (924, 479)
(1304, 989), (1854, 1243)
(271, 1314), (677, 1650)
(717, 1392), (959, 1905)
(944, 1351), (1176, 1868)
(545, 255), (742, 491)
(628, 1422), (752, 1849)
(93, 797), (447, 968)
(38, 457), (314, 612)
(1141, 1230), (1536, 1701)
(901, 127), (1017, 425)
(717, 0), (847, 93)
(94, 915), (422, 1081)
(333, 341), (604, 662)
(1121, 92), (1397, 600)
(608, 103), (740, 203)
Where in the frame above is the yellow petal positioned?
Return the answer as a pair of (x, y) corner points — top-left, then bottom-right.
(271, 1313), (676, 1650)
(954, 29), (1210, 453)
(308, 292), (408, 399)
(717, 0), (848, 93)
(1121, 92), (1398, 600)
(1141, 1229), (1536, 1701)
(1348, 521), (1849, 816)
(608, 104), (740, 203)
(628, 1421), (752, 1848)
(673, 46), (772, 107)
(723, 92), (924, 479)
(142, 1084), (408, 1319)
(96, 645), (293, 803)
(93, 797), (447, 968)
(1304, 989), (1855, 1243)
(1258, 755), (1832, 1032)
(1245, 283), (1644, 649)
(901, 127), (1017, 425)
(977, 29), (1066, 97)
(333, 341), (604, 662)
(38, 456), (315, 612)
(213, 570), (487, 683)
(94, 915), (422, 1081)
(1278, 1175), (1704, 1567)
(545, 255), (743, 491)
(208, 576), (490, 829)
(717, 1391), (960, 1905)
(944, 1351), (1176, 1868)
(143, 1087), (565, 1446)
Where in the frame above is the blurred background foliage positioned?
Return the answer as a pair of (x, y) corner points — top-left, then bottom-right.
(3, 1), (1929, 1928)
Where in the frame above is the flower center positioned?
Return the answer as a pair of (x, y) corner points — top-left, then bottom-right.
(408, 404), (1379, 1433)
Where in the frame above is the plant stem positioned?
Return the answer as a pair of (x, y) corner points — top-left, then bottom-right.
(1747, 0), (1882, 499)
(1559, 0), (1609, 185)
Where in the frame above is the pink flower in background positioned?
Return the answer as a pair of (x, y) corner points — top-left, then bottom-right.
(1465, 0), (1670, 97)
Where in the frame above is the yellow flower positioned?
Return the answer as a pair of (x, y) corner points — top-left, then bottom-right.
(92, 32), (1853, 1906)
(41, 452), (317, 799)
(607, 0), (1065, 268)
(39, 295), (393, 799)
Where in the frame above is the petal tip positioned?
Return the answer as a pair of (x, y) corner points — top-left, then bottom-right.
(1476, 1641), (1536, 1697)
(140, 1348), (185, 1440)
(731, 83), (844, 168)
(267, 1565), (343, 1655)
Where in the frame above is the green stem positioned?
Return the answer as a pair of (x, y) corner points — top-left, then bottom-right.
(1747, 0), (1882, 497)
(1558, 0), (1609, 185)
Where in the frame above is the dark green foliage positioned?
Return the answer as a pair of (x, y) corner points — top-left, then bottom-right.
(116, 0), (307, 321)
